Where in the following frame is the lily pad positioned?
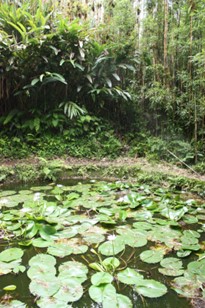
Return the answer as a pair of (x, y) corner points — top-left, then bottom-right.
(140, 249), (164, 264)
(29, 277), (60, 297)
(47, 243), (72, 258)
(0, 300), (26, 307)
(0, 248), (24, 262)
(91, 272), (113, 286)
(37, 297), (72, 308)
(98, 236), (125, 256)
(59, 261), (88, 283)
(89, 283), (116, 304)
(135, 279), (167, 298)
(116, 294), (133, 308)
(117, 268), (144, 285)
(54, 278), (83, 302)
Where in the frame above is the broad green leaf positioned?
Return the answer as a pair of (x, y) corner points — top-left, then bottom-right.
(91, 272), (113, 286)
(140, 250), (164, 264)
(89, 283), (116, 304)
(160, 257), (183, 269)
(102, 257), (120, 271)
(29, 253), (56, 267)
(47, 243), (72, 258)
(0, 300), (26, 307)
(98, 236), (125, 256)
(0, 248), (23, 262)
(54, 278), (83, 302)
(59, 261), (88, 283)
(158, 267), (184, 276)
(37, 297), (72, 308)
(29, 277), (60, 297)
(117, 268), (144, 285)
(135, 279), (167, 298)
(116, 294), (133, 308)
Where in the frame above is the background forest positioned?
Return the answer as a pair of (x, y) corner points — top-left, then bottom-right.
(0, 0), (205, 169)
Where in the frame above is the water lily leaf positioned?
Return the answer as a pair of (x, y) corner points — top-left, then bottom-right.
(135, 279), (167, 298)
(161, 206), (188, 221)
(3, 285), (16, 291)
(116, 294), (133, 308)
(89, 283), (117, 304)
(140, 250), (164, 264)
(0, 261), (14, 275)
(37, 297), (72, 308)
(0, 248), (23, 262)
(59, 261), (88, 283)
(91, 272), (113, 286)
(102, 257), (120, 271)
(47, 243), (72, 258)
(172, 274), (201, 297)
(29, 277), (60, 297)
(54, 278), (83, 302)
(187, 259), (205, 282)
(117, 268), (144, 285)
(29, 253), (56, 267)
(126, 234), (147, 248)
(158, 267), (184, 276)
(133, 221), (153, 230)
(183, 230), (200, 238)
(83, 232), (105, 244)
(32, 238), (54, 248)
(66, 238), (88, 254)
(183, 215), (198, 224)
(160, 257), (183, 269)
(0, 190), (16, 197)
(177, 250), (192, 258)
(98, 236), (125, 256)
(0, 300), (26, 307)
(31, 186), (52, 191)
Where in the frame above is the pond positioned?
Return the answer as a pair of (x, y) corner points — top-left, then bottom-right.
(0, 179), (204, 308)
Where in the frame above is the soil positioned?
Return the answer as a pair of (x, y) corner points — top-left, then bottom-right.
(1, 156), (205, 182)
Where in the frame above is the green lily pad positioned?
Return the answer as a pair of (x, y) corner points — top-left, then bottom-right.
(172, 274), (201, 297)
(89, 283), (116, 304)
(29, 253), (56, 267)
(160, 257), (183, 269)
(116, 294), (133, 308)
(158, 267), (184, 276)
(47, 243), (72, 258)
(102, 257), (120, 271)
(135, 279), (167, 298)
(98, 236), (125, 256)
(32, 238), (54, 248)
(59, 261), (88, 283)
(29, 277), (60, 297)
(0, 300), (26, 307)
(37, 297), (72, 308)
(140, 250), (164, 264)
(54, 278), (83, 302)
(0, 248), (24, 262)
(177, 250), (192, 258)
(91, 272), (113, 286)
(117, 268), (144, 285)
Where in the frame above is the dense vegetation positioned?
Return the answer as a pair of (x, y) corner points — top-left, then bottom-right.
(0, 0), (205, 168)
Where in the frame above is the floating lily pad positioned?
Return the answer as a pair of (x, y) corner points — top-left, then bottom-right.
(158, 267), (184, 276)
(32, 238), (54, 248)
(37, 297), (72, 308)
(91, 272), (113, 286)
(0, 248), (23, 262)
(29, 253), (56, 267)
(177, 250), (192, 258)
(59, 261), (88, 283)
(0, 300), (26, 307)
(29, 277), (60, 297)
(102, 257), (120, 271)
(47, 243), (72, 258)
(54, 278), (83, 302)
(135, 279), (167, 298)
(116, 294), (133, 308)
(98, 236), (125, 256)
(117, 268), (144, 285)
(172, 274), (201, 297)
(89, 283), (116, 304)
(140, 249), (164, 264)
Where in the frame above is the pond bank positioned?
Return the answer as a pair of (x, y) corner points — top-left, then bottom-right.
(0, 157), (205, 194)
